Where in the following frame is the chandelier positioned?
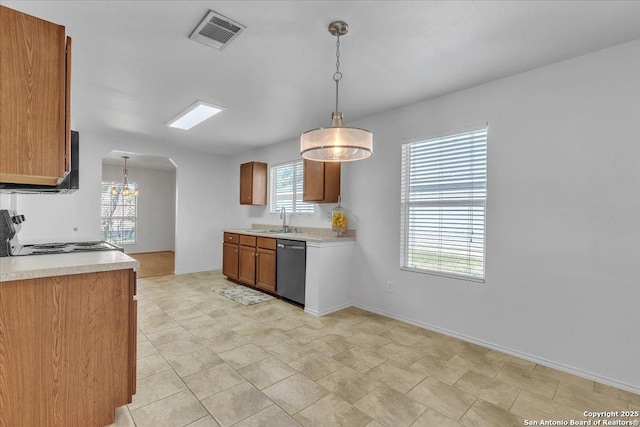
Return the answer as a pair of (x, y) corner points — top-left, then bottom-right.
(111, 156), (139, 197)
(300, 21), (373, 162)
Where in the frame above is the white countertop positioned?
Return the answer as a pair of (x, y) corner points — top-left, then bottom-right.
(0, 251), (140, 282)
(224, 229), (356, 243)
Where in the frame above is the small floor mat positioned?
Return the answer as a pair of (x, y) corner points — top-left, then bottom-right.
(214, 285), (275, 306)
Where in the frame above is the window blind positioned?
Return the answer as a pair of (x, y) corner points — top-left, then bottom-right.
(400, 128), (487, 281)
(269, 160), (314, 214)
(101, 181), (137, 245)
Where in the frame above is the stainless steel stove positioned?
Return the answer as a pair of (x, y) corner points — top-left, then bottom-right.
(1, 210), (123, 257)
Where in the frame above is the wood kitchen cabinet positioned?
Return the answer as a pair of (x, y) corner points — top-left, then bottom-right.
(222, 233), (239, 280)
(0, 269), (137, 427)
(238, 235), (257, 285)
(240, 161), (267, 205)
(256, 237), (277, 293)
(303, 159), (341, 203)
(0, 6), (72, 185)
(223, 233), (277, 294)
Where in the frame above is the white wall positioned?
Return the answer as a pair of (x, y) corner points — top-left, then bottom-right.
(101, 164), (175, 254)
(2, 133), (234, 274)
(229, 40), (640, 391)
(345, 39), (640, 391)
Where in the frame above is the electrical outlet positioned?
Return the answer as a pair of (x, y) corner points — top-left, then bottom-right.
(387, 281), (394, 293)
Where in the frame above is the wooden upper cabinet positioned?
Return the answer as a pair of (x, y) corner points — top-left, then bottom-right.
(0, 6), (72, 185)
(240, 161), (267, 205)
(303, 159), (341, 203)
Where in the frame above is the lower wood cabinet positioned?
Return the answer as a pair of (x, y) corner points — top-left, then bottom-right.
(222, 232), (239, 280)
(222, 232), (276, 293)
(223, 241), (239, 280)
(238, 240), (257, 285)
(0, 268), (137, 427)
(256, 237), (276, 293)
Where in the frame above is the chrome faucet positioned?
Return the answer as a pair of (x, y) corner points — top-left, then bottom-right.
(280, 206), (289, 232)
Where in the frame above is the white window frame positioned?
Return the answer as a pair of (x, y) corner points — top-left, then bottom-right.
(101, 181), (138, 245)
(269, 160), (314, 214)
(400, 125), (487, 282)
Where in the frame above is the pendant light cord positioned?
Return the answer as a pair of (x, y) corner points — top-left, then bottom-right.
(333, 34), (342, 114)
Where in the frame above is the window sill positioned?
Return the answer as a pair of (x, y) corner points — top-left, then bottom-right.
(400, 266), (485, 283)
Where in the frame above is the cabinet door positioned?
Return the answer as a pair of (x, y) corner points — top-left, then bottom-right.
(0, 6), (69, 185)
(238, 244), (256, 286)
(303, 159), (325, 201)
(322, 162), (341, 203)
(223, 242), (239, 280)
(250, 162), (267, 205)
(240, 162), (267, 206)
(129, 269), (137, 400)
(256, 248), (276, 293)
(240, 162), (253, 204)
(303, 160), (341, 203)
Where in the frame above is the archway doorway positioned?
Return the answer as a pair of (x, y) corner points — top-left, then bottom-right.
(101, 151), (177, 278)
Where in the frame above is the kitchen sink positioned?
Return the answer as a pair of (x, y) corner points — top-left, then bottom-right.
(247, 229), (298, 234)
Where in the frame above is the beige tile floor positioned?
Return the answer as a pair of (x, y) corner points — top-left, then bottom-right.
(107, 270), (639, 427)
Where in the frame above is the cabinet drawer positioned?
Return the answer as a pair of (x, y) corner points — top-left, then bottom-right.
(257, 237), (277, 250)
(258, 237), (276, 251)
(224, 233), (239, 244)
(239, 235), (257, 247)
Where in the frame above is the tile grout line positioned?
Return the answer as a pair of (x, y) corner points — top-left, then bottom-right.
(456, 397), (478, 423)
(507, 388), (522, 412)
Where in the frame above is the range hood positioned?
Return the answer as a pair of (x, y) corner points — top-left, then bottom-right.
(0, 131), (79, 194)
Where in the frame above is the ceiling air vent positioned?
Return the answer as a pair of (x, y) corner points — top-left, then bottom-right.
(189, 10), (246, 51)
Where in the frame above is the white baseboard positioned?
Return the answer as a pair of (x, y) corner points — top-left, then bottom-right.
(352, 303), (640, 395)
(173, 268), (218, 275)
(305, 302), (352, 317)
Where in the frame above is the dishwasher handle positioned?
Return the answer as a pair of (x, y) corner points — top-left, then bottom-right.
(277, 243), (305, 250)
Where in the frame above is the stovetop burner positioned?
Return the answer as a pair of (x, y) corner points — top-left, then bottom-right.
(12, 241), (124, 256)
(32, 243), (68, 249)
(74, 242), (103, 247)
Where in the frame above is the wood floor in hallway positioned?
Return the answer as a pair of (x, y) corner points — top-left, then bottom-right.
(128, 251), (175, 278)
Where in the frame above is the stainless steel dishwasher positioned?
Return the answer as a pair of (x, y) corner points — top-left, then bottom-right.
(276, 239), (306, 306)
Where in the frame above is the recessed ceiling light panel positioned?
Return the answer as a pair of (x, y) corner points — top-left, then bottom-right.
(167, 100), (225, 130)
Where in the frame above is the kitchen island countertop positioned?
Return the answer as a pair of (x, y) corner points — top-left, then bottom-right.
(0, 251), (140, 282)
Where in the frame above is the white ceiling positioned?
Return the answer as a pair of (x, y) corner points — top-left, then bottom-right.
(6, 1), (640, 156)
(102, 151), (176, 171)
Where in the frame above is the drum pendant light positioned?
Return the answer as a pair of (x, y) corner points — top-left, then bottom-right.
(301, 21), (373, 162)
